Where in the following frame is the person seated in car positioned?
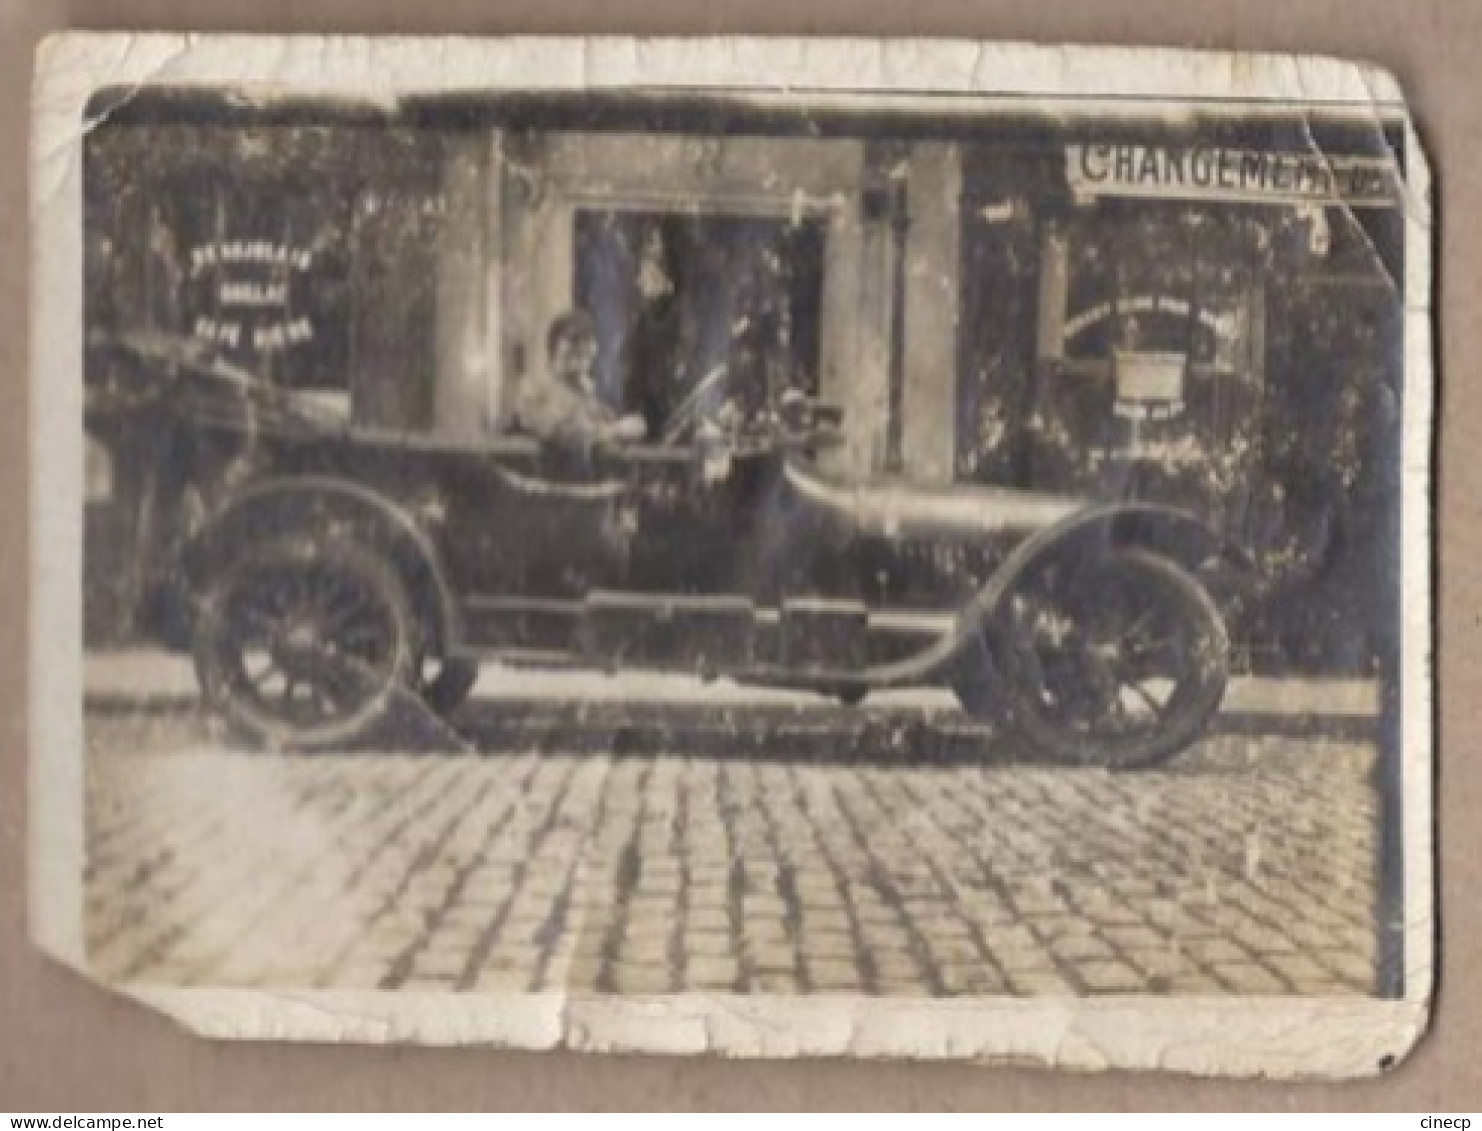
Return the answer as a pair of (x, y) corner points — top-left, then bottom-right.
(514, 310), (647, 454)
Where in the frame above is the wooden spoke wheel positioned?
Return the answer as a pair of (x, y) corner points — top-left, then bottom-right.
(192, 538), (419, 752)
(987, 548), (1229, 768)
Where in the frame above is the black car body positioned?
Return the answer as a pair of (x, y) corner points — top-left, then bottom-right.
(88, 335), (1247, 767)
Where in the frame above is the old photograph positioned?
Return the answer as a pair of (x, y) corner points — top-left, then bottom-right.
(32, 35), (1432, 1074)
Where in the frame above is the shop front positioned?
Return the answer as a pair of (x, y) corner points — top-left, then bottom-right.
(83, 93), (1406, 671)
(955, 126), (1404, 670)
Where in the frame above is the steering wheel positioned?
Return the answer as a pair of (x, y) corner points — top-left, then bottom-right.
(660, 365), (730, 446)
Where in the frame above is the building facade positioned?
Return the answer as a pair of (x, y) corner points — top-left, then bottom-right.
(83, 91), (1405, 672)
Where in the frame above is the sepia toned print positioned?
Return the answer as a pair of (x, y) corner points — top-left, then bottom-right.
(35, 35), (1432, 1074)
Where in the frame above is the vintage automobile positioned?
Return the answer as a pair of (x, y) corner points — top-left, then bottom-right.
(87, 335), (1250, 768)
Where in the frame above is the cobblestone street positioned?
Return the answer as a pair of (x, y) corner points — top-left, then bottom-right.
(84, 696), (1381, 998)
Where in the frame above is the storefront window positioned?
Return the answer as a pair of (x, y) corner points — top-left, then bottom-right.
(573, 210), (825, 438)
(1029, 202), (1274, 512)
(83, 125), (430, 411)
(180, 185), (353, 396)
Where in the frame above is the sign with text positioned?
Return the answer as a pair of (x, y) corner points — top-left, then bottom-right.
(1067, 144), (1400, 207)
(188, 238), (316, 354)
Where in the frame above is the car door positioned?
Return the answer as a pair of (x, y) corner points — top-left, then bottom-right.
(594, 441), (746, 596)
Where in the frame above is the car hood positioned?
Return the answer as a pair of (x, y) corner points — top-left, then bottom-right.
(783, 461), (1085, 542)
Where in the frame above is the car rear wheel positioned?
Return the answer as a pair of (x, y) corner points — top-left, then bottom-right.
(969, 548), (1228, 769)
(192, 537), (419, 752)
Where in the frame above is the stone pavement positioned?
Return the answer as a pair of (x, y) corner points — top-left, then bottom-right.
(83, 702), (1381, 997)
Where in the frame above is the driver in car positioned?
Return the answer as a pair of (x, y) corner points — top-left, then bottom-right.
(514, 309), (648, 455)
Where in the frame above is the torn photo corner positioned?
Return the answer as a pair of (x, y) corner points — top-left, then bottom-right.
(30, 33), (1434, 1076)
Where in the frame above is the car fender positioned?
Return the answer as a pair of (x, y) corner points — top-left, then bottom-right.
(181, 475), (461, 651)
(857, 502), (1253, 692)
(1001, 502), (1256, 592)
(969, 499), (1250, 615)
(952, 501), (1249, 653)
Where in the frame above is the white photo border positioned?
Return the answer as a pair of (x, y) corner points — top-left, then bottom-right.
(30, 32), (1435, 1077)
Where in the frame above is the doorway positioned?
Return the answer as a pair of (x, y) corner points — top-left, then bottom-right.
(573, 210), (826, 438)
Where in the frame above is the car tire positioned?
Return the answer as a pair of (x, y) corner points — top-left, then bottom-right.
(981, 548), (1228, 769)
(192, 536), (420, 752)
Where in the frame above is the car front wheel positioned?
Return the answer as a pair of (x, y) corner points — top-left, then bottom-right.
(192, 537), (420, 752)
(970, 547), (1229, 769)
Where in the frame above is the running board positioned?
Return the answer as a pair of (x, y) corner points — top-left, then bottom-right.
(457, 592), (952, 674)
